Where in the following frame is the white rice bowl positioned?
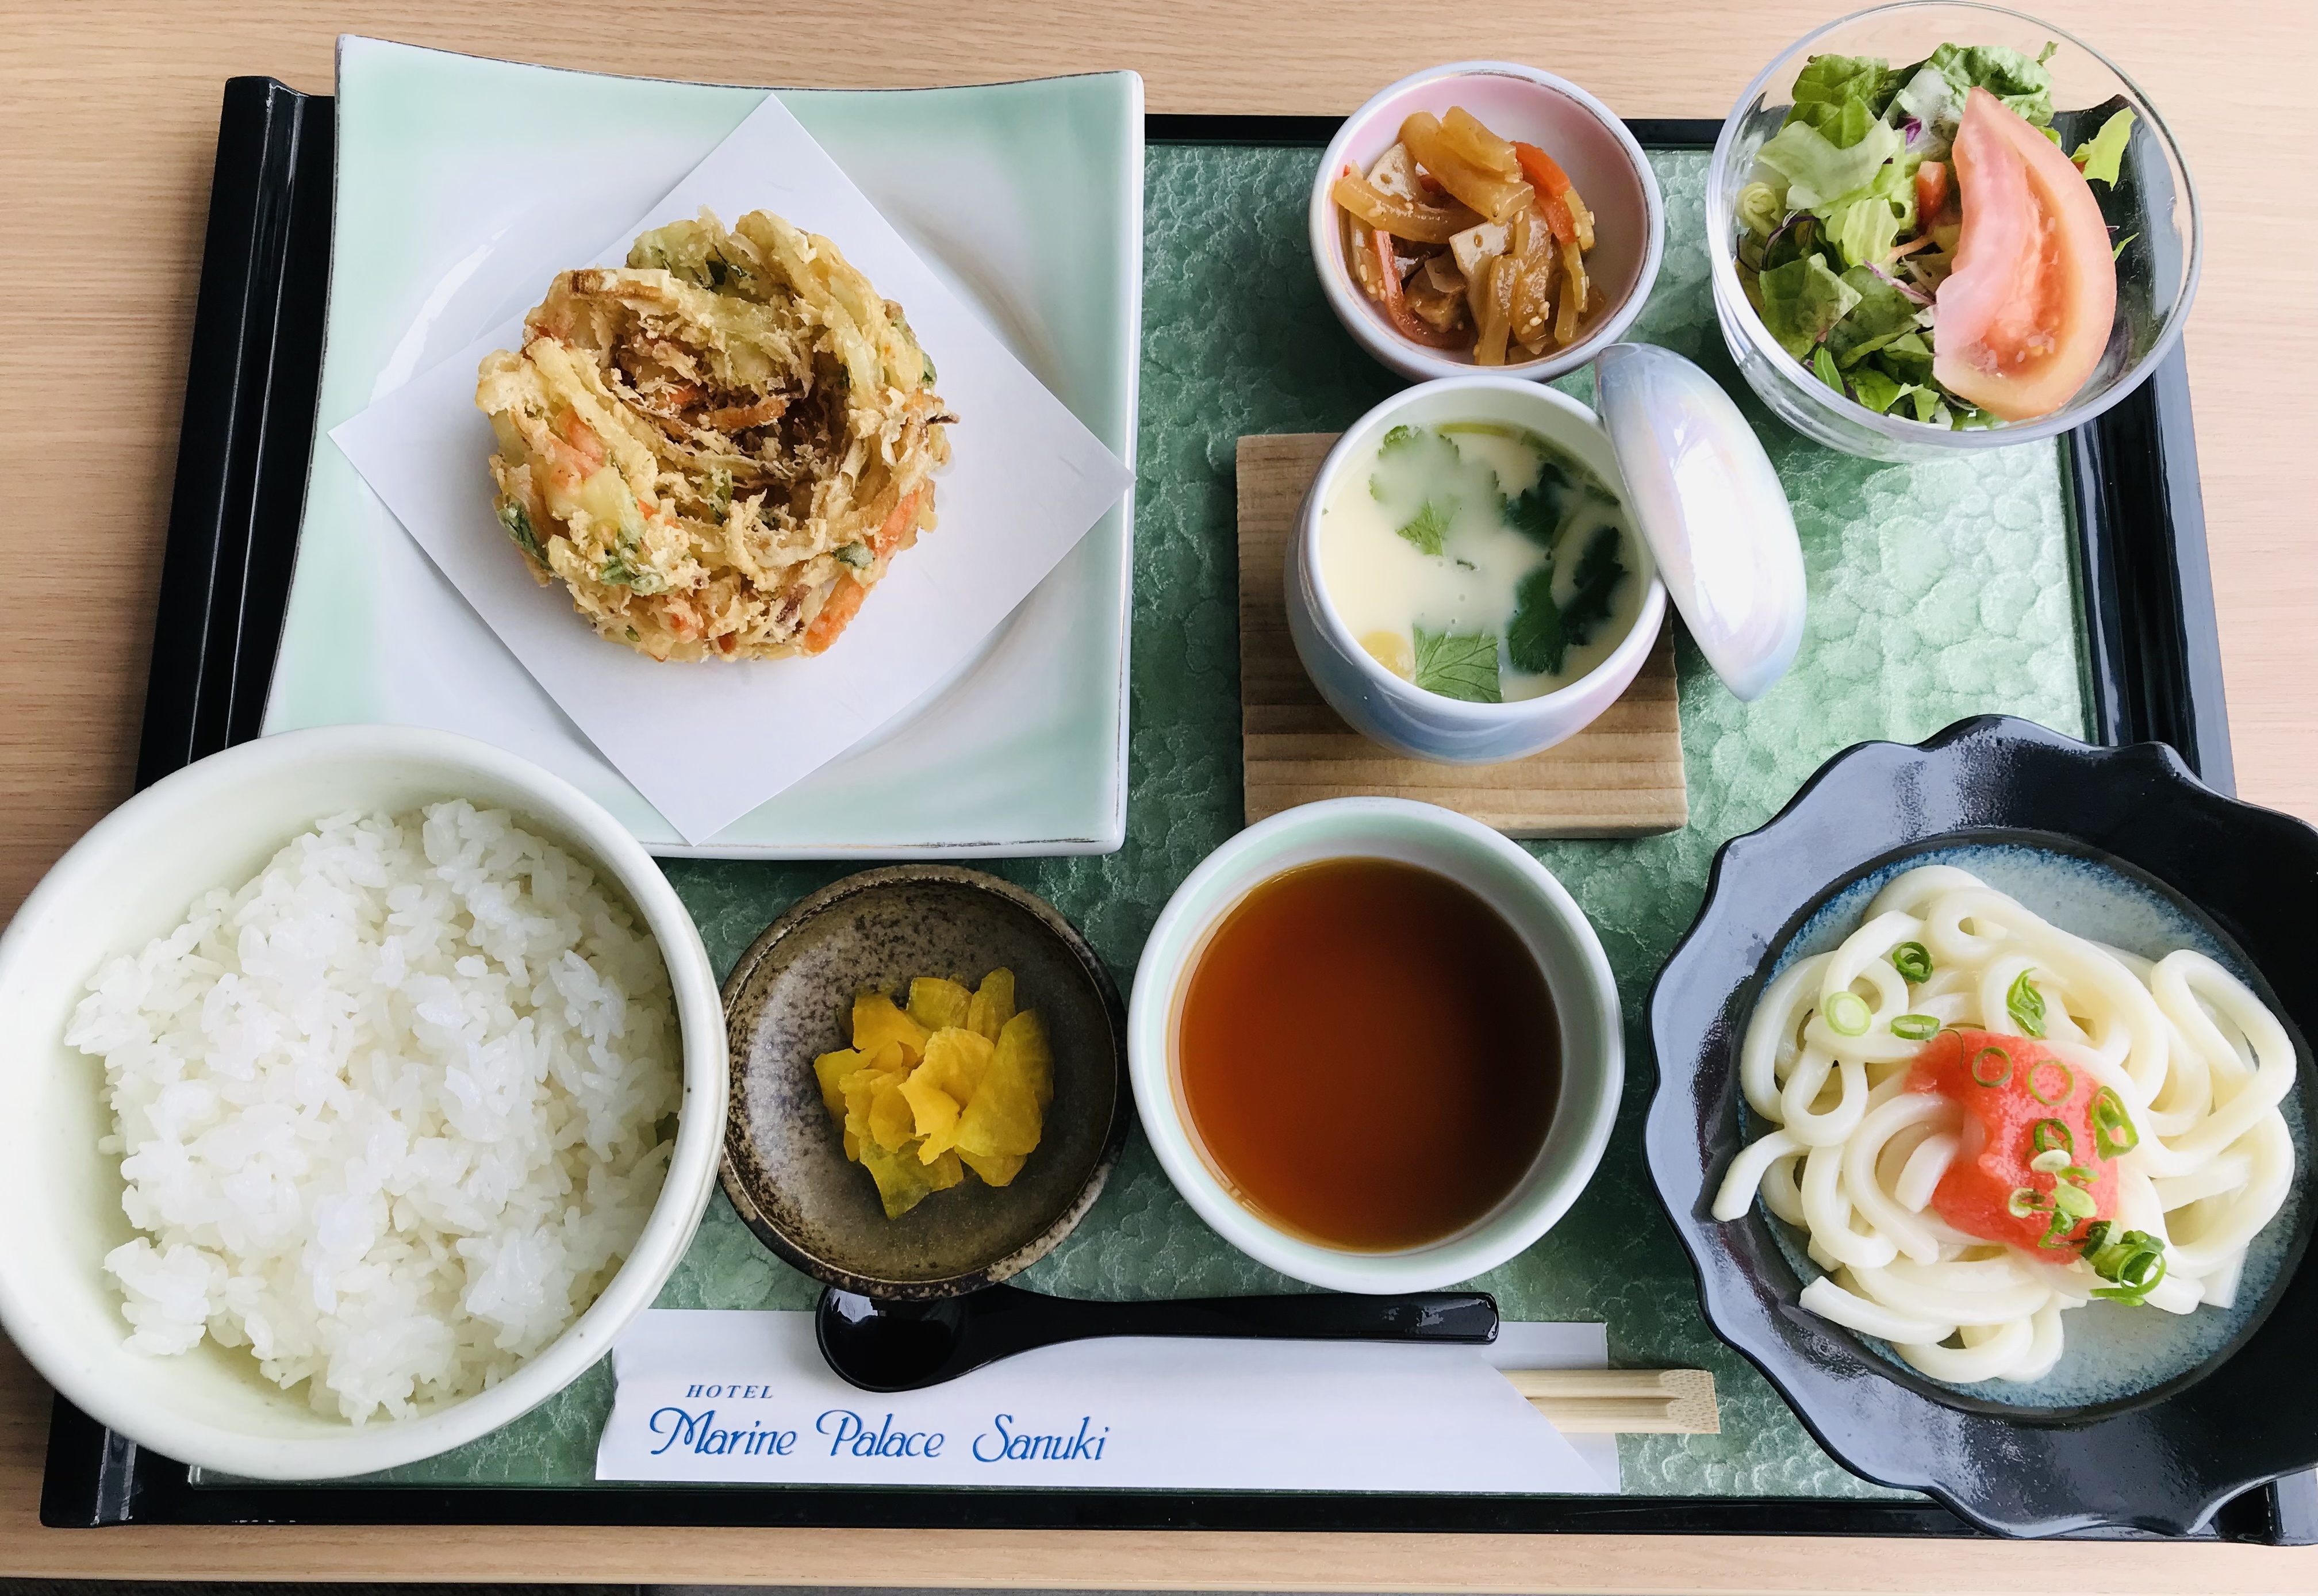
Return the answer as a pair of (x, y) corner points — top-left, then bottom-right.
(64, 800), (680, 1424)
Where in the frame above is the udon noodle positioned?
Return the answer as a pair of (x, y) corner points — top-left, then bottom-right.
(1712, 865), (2298, 1384)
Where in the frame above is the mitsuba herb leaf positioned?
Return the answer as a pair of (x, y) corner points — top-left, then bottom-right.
(1503, 460), (1580, 547)
(1411, 625), (1502, 703)
(1506, 525), (1628, 677)
(1561, 523), (1628, 644)
(1396, 498), (1454, 557)
(600, 554), (668, 595)
(1379, 424), (1421, 454)
(704, 252), (749, 290)
(497, 500), (544, 560)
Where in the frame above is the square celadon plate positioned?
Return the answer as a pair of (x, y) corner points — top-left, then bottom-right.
(266, 39), (1143, 855)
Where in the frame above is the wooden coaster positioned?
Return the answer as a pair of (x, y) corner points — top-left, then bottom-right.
(1236, 433), (1687, 838)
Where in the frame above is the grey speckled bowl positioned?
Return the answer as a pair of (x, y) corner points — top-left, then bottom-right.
(720, 866), (1127, 1299)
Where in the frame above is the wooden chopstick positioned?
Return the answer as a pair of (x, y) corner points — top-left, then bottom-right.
(1500, 1367), (1720, 1434)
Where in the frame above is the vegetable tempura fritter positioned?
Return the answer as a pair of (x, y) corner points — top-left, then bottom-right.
(475, 209), (953, 661)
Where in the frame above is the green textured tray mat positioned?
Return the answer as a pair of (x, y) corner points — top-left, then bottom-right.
(273, 144), (2086, 1499)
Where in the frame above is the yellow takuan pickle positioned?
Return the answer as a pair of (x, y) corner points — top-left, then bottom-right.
(815, 968), (1050, 1218)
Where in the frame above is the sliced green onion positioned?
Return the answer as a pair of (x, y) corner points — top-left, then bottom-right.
(2029, 1147), (2073, 1175)
(2038, 1207), (2077, 1248)
(2090, 1245), (2168, 1306)
(1823, 991), (1872, 1037)
(2031, 1118), (2074, 1156)
(2062, 1164), (2098, 1184)
(1891, 942), (1933, 983)
(1970, 1045), (2014, 1088)
(2008, 969), (2048, 1037)
(2091, 1086), (2139, 1158)
(2084, 1228), (2168, 1306)
(2028, 1057), (2075, 1107)
(2050, 1183), (2097, 1219)
(1890, 1013), (1940, 1041)
(2078, 1220), (2111, 1254)
(2007, 1187), (2045, 1218)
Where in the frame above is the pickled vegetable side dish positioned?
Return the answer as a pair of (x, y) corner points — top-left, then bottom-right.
(1333, 106), (1602, 362)
(1734, 43), (2136, 427)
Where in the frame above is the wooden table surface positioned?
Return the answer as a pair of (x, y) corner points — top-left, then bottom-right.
(3, 1), (2315, 1588)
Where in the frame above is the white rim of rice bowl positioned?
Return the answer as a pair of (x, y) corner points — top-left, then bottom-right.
(0, 725), (727, 1480)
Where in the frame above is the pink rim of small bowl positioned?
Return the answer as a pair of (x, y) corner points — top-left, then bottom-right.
(1310, 60), (1668, 382)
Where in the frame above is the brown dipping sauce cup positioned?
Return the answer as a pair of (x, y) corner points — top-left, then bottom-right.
(1126, 796), (1622, 1292)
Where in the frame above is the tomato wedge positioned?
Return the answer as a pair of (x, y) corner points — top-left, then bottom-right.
(1913, 159), (1951, 225)
(1932, 88), (2117, 421)
(1909, 1029), (2116, 1252)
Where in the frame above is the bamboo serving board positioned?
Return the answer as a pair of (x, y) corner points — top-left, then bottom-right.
(1235, 433), (1688, 836)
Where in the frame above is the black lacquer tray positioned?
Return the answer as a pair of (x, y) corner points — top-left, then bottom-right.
(38, 76), (2312, 1545)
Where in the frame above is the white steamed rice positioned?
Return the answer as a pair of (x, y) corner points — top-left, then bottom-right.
(63, 800), (679, 1423)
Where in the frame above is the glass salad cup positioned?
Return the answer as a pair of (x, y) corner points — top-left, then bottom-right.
(1709, 2), (2201, 461)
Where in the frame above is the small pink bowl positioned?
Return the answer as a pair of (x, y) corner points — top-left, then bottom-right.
(1310, 61), (1665, 382)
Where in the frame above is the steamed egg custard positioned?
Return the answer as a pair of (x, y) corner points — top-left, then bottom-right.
(1319, 423), (1639, 703)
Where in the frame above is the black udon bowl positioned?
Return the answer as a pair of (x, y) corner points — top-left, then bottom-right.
(1645, 716), (2318, 1537)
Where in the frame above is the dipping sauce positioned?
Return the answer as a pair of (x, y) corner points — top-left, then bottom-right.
(1176, 857), (1559, 1250)
(1319, 422), (1640, 703)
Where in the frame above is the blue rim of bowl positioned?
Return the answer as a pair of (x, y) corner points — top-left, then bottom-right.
(1644, 715), (2318, 1537)
(1705, 1), (2205, 448)
(1310, 60), (1668, 382)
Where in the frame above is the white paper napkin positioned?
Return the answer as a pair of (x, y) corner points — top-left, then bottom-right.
(331, 93), (1133, 843)
(596, 1308), (1615, 1493)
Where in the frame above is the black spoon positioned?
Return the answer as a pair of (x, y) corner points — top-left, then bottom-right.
(815, 1282), (1499, 1392)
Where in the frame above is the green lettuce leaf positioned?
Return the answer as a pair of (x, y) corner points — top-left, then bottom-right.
(1812, 343), (1845, 394)
(1889, 63), (1962, 145)
(1756, 116), (1903, 209)
(1786, 52), (1900, 148)
(1925, 41), (2056, 126)
(1874, 329), (1936, 385)
(1827, 264), (1922, 367)
(1412, 626), (1502, 703)
(1818, 178), (1913, 269)
(1756, 255), (1862, 359)
(1847, 364), (1907, 415)
(1760, 213), (1846, 275)
(1737, 179), (1787, 238)
(2071, 108), (2136, 187)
